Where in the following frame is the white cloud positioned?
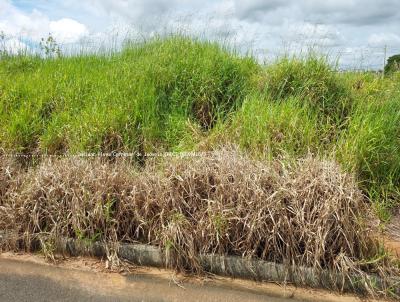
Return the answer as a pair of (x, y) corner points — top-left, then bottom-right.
(86, 0), (177, 22)
(0, 0), (89, 44)
(49, 18), (89, 43)
(1, 0), (400, 68)
(368, 33), (400, 47)
(284, 23), (344, 47)
(302, 0), (399, 25)
(234, 0), (289, 20)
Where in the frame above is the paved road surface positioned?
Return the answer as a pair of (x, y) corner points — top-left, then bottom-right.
(0, 255), (366, 302)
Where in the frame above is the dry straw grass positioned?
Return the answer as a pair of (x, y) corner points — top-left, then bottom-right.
(0, 150), (398, 296)
(0, 156), (17, 203)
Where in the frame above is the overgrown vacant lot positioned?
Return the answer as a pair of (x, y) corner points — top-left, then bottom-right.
(1, 36), (399, 216)
(0, 36), (400, 297)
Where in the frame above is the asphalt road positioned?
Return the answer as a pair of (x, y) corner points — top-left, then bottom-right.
(0, 255), (364, 302)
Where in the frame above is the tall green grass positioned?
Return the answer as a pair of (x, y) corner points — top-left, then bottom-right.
(0, 36), (258, 154)
(0, 35), (399, 215)
(337, 73), (400, 220)
(209, 95), (322, 158)
(263, 55), (352, 124)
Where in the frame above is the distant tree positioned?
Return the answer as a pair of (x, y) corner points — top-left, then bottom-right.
(384, 54), (400, 75)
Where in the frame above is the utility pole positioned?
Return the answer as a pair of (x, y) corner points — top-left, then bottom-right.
(383, 45), (387, 78)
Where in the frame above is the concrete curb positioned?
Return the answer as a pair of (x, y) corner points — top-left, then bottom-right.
(54, 238), (399, 295)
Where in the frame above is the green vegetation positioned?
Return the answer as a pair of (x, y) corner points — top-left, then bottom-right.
(0, 35), (399, 217)
(0, 36), (258, 154)
(385, 54), (400, 75)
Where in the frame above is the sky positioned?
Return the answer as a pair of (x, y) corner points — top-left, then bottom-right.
(1, 0), (400, 69)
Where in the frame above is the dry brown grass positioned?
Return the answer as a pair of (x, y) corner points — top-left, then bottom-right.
(0, 150), (398, 296)
(0, 156), (18, 204)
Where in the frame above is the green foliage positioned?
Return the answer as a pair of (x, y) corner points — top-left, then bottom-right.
(384, 54), (400, 75)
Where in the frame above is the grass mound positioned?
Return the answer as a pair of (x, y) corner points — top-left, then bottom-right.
(1, 151), (398, 295)
(0, 36), (258, 154)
